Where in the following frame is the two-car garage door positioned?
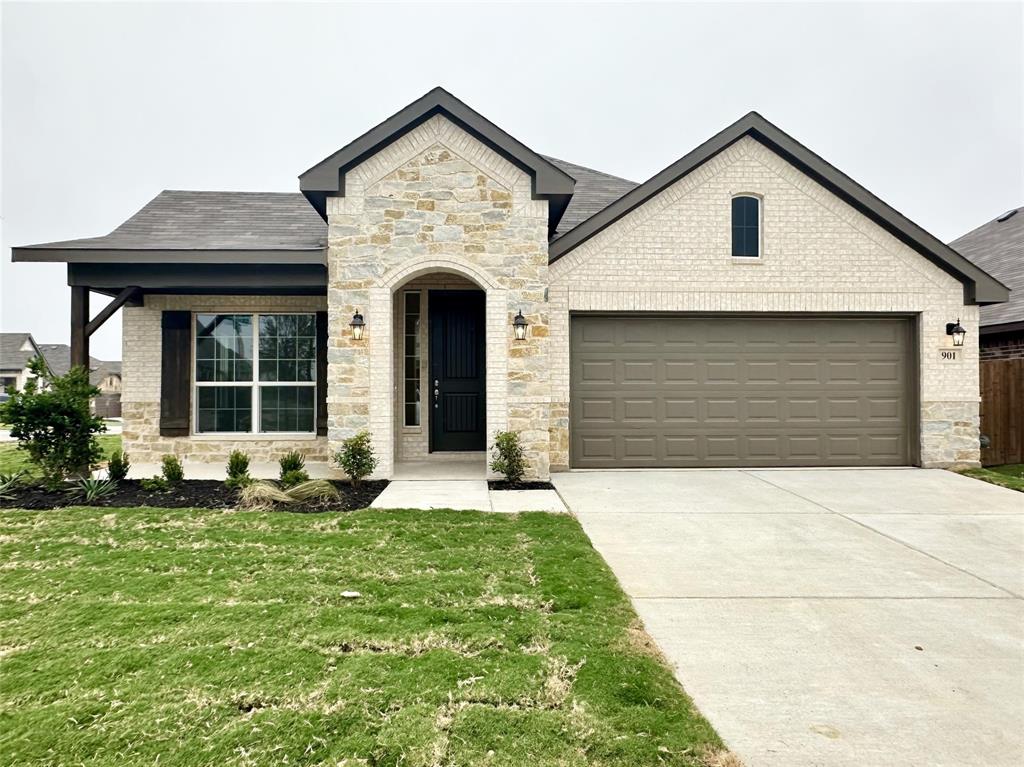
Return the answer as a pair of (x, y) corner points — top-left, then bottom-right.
(570, 316), (914, 468)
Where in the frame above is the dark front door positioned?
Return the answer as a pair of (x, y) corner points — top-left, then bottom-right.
(429, 290), (486, 452)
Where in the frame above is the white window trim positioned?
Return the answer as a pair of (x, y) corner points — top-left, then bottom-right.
(730, 192), (764, 261)
(192, 311), (317, 438)
(402, 290), (422, 428)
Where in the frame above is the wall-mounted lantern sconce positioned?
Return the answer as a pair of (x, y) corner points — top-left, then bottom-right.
(350, 310), (365, 341)
(945, 318), (966, 347)
(513, 310), (528, 341)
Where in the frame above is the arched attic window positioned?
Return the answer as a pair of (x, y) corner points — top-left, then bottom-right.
(731, 195), (761, 258)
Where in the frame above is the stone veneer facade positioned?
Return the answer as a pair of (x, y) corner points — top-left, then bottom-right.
(325, 116), (550, 479)
(120, 124), (982, 475)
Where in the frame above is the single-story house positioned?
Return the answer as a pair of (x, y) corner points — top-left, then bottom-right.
(950, 207), (1023, 360)
(37, 344), (123, 418)
(0, 332), (45, 392)
(11, 88), (1009, 478)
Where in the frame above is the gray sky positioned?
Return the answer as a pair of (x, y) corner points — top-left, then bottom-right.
(2, 1), (1021, 360)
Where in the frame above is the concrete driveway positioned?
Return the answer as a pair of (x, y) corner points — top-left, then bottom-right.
(552, 468), (1024, 767)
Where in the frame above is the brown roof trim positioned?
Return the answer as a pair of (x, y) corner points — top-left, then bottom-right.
(548, 112), (1010, 306)
(12, 247), (326, 265)
(299, 86), (575, 236)
(980, 320), (1024, 336)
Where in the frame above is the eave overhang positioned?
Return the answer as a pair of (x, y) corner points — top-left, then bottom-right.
(299, 87), (576, 237)
(548, 112), (1010, 307)
(11, 247), (326, 265)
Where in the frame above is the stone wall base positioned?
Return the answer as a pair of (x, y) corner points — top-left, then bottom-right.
(121, 402), (331, 467)
(920, 400), (981, 468)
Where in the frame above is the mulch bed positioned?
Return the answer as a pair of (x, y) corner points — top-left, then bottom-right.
(487, 480), (555, 491)
(0, 479), (389, 513)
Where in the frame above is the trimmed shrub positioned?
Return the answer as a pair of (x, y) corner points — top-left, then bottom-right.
(107, 450), (130, 482)
(279, 468), (310, 489)
(141, 476), (169, 492)
(334, 430), (377, 488)
(161, 455), (184, 483)
(490, 430), (526, 485)
(225, 450), (251, 490)
(0, 357), (105, 488)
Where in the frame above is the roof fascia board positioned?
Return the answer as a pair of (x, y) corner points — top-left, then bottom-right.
(979, 319), (1024, 336)
(13, 248), (326, 265)
(549, 113), (1009, 306)
(67, 262), (327, 293)
(299, 87), (574, 234)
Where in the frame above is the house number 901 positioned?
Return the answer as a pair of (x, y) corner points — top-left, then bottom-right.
(939, 349), (959, 362)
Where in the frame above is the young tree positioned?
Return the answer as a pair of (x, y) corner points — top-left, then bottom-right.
(0, 357), (106, 487)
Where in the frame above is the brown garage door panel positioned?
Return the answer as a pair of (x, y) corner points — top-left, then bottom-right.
(571, 317), (913, 468)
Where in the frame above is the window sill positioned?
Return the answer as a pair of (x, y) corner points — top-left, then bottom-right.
(191, 432), (321, 442)
(731, 256), (764, 264)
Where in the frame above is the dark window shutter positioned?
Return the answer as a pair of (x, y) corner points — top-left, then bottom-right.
(316, 311), (328, 436)
(160, 311), (191, 436)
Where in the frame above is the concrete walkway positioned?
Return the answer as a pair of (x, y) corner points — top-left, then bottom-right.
(371, 479), (566, 513)
(553, 468), (1024, 767)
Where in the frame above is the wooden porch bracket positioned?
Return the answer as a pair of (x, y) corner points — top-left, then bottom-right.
(71, 286), (143, 368)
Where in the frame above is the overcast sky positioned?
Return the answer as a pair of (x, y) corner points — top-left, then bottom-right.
(2, 1), (1021, 360)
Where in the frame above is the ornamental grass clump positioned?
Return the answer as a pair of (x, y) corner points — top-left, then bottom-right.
(71, 477), (118, 504)
(490, 430), (526, 485)
(238, 479), (339, 511)
(0, 357), (105, 488)
(334, 430), (377, 489)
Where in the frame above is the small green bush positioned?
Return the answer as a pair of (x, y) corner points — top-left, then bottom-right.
(107, 450), (130, 482)
(141, 476), (169, 493)
(225, 450), (251, 489)
(334, 430), (377, 488)
(278, 450), (305, 475)
(279, 468), (310, 489)
(0, 357), (105, 488)
(490, 430), (526, 485)
(160, 455), (184, 483)
(71, 477), (119, 504)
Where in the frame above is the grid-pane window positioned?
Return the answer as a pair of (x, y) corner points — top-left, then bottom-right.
(194, 313), (316, 434)
(404, 292), (421, 426)
(731, 195), (761, 257)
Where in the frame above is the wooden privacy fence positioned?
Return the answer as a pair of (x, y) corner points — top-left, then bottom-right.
(980, 358), (1024, 466)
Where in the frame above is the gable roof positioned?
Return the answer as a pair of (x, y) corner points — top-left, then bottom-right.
(1, 332), (42, 373)
(37, 343), (121, 384)
(548, 111), (1009, 305)
(299, 87), (576, 236)
(12, 191), (326, 264)
(950, 207), (1023, 329)
(544, 157), (638, 238)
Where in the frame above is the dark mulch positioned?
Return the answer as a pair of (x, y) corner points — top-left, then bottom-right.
(487, 480), (555, 491)
(0, 479), (389, 513)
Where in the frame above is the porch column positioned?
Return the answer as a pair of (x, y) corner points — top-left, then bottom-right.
(368, 286), (394, 478)
(70, 286), (89, 368)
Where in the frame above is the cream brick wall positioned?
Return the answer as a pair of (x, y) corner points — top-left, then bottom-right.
(121, 294), (330, 465)
(326, 115), (550, 479)
(548, 136), (980, 469)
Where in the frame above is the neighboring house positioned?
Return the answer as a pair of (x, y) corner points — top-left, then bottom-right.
(0, 332), (45, 392)
(38, 344), (123, 418)
(11, 88), (1008, 476)
(950, 207), (1023, 360)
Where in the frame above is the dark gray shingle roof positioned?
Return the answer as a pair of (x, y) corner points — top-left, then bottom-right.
(544, 157), (639, 238)
(24, 191), (327, 252)
(1, 333), (40, 372)
(37, 344), (121, 385)
(950, 207), (1023, 327)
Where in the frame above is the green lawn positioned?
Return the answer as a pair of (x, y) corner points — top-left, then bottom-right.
(0, 507), (729, 766)
(0, 434), (122, 475)
(961, 463), (1024, 492)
